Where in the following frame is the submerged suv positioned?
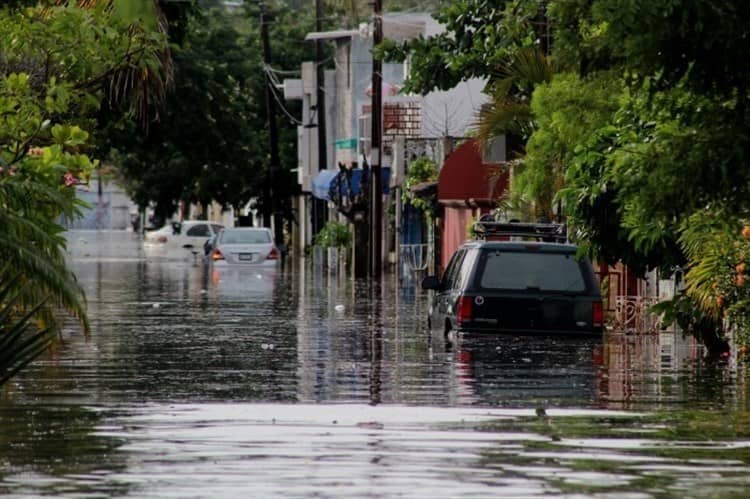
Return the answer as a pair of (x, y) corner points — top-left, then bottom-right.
(421, 222), (603, 336)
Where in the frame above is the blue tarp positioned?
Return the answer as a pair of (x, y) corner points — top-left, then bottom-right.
(311, 170), (339, 201)
(311, 168), (391, 201)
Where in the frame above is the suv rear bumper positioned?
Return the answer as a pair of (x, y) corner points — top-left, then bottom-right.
(457, 325), (603, 336)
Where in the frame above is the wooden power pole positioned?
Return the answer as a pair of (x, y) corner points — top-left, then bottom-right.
(260, 9), (283, 245)
(314, 0), (328, 237)
(369, 0), (383, 278)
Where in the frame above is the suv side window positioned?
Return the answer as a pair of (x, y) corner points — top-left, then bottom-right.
(442, 249), (466, 290)
(186, 224), (210, 237)
(455, 248), (477, 290)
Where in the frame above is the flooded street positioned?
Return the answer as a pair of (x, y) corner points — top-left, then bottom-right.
(2, 231), (750, 497)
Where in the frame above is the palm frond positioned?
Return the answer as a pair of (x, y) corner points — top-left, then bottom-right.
(0, 269), (55, 387)
(500, 46), (553, 89)
(0, 231), (88, 332)
(477, 47), (552, 148)
(476, 98), (534, 146)
(57, 0), (173, 126)
(0, 178), (89, 334)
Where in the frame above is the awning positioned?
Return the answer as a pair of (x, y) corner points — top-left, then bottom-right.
(311, 168), (391, 201)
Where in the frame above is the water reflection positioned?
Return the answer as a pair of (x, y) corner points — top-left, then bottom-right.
(449, 334), (604, 408)
(1, 230), (749, 497)
(1, 230), (739, 411)
(0, 405), (131, 497)
(600, 331), (739, 410)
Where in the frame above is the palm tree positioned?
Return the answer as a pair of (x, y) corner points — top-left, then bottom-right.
(59, 0), (175, 126)
(475, 46), (554, 219)
(476, 46), (552, 144)
(0, 0), (171, 386)
(0, 174), (90, 386)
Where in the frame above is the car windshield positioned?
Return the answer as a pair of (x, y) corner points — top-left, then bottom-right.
(220, 229), (271, 244)
(476, 249), (586, 292)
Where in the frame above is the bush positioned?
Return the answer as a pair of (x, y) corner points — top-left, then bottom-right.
(315, 221), (351, 248)
(402, 156), (438, 217)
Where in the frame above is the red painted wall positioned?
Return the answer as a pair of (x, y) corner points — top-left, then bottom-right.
(437, 139), (508, 202)
(437, 139), (508, 270)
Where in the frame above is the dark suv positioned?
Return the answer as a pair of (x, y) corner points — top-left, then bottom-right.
(421, 222), (603, 336)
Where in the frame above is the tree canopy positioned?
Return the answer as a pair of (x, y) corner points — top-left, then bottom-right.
(101, 3), (317, 225)
(393, 0), (750, 349)
(0, 1), (169, 382)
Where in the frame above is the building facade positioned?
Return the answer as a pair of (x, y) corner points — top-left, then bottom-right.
(284, 13), (489, 268)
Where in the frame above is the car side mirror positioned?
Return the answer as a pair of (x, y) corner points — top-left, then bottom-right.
(171, 221), (182, 235)
(421, 275), (441, 290)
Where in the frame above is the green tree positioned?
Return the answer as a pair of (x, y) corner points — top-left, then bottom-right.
(104, 3), (317, 226)
(550, 1), (750, 350)
(0, 2), (169, 384)
(402, 156), (437, 219)
(391, 0), (750, 351)
(380, 0), (550, 94)
(103, 6), (266, 221)
(380, 0), (554, 215)
(516, 71), (621, 221)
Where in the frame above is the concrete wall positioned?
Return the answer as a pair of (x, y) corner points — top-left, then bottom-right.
(65, 178), (137, 230)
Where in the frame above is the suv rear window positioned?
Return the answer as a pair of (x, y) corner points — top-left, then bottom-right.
(476, 249), (586, 292)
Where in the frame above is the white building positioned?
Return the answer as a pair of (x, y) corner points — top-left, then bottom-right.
(284, 12), (489, 258)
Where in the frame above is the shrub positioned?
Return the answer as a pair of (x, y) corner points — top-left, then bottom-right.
(402, 157), (438, 217)
(315, 221), (351, 248)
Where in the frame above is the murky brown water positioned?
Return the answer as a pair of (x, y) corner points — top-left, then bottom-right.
(1, 231), (749, 497)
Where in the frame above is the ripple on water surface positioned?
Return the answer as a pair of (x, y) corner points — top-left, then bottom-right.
(0, 230), (748, 498)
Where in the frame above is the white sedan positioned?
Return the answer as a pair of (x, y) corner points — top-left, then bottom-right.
(208, 227), (280, 266)
(144, 220), (224, 257)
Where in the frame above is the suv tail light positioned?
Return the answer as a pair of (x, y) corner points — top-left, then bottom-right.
(592, 301), (604, 328)
(456, 295), (473, 326)
(266, 247), (280, 260)
(157, 235), (168, 243)
(211, 249), (224, 261)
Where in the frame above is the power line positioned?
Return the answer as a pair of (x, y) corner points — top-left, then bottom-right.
(264, 65), (302, 76)
(262, 65), (304, 125)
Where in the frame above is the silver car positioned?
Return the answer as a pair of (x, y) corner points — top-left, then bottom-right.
(208, 227), (280, 267)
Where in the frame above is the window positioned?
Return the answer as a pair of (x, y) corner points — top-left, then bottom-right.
(455, 249), (477, 289)
(220, 229), (271, 244)
(442, 249), (466, 290)
(476, 250), (586, 292)
(186, 224), (210, 237)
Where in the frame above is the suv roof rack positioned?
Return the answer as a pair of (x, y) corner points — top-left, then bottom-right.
(472, 220), (568, 243)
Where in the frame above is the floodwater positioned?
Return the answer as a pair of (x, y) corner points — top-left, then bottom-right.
(1, 231), (750, 498)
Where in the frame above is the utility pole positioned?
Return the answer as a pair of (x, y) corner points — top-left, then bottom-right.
(260, 8), (283, 245)
(369, 0), (383, 278)
(313, 0), (328, 237)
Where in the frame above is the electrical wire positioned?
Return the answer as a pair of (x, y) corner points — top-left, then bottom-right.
(262, 65), (304, 126)
(268, 81), (304, 125)
(264, 65), (302, 76)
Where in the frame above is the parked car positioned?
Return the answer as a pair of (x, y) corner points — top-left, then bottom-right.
(208, 227), (280, 267)
(422, 222), (603, 336)
(144, 220), (225, 254)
